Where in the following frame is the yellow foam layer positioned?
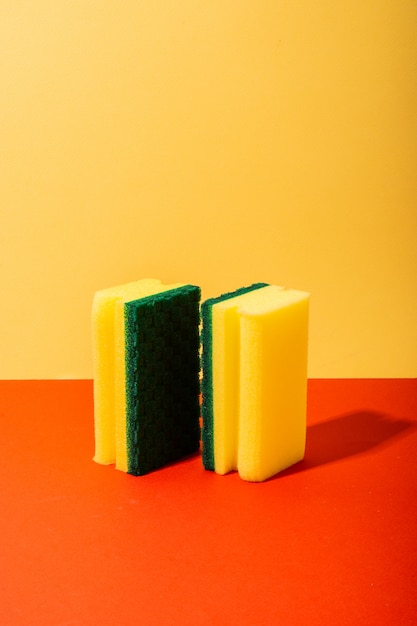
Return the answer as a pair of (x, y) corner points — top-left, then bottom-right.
(92, 278), (183, 468)
(211, 285), (309, 481)
(211, 286), (284, 474)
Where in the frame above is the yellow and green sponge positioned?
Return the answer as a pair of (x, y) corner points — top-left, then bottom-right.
(92, 279), (201, 475)
(201, 284), (310, 482)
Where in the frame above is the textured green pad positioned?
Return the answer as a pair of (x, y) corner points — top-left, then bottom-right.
(201, 283), (269, 471)
(125, 285), (201, 476)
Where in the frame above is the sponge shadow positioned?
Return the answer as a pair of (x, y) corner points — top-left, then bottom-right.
(279, 410), (415, 477)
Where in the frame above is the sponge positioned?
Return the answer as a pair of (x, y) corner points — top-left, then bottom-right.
(201, 284), (310, 482)
(92, 279), (201, 475)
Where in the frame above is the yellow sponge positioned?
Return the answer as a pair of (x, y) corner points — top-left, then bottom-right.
(92, 279), (201, 474)
(202, 285), (310, 482)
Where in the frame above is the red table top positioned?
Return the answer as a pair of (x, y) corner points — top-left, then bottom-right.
(1, 379), (416, 625)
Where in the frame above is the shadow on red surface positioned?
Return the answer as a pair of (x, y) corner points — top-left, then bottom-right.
(281, 410), (415, 477)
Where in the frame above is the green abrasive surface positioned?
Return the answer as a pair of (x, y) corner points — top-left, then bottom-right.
(124, 285), (201, 476)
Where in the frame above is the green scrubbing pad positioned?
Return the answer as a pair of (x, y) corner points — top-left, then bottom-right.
(201, 283), (268, 471)
(125, 285), (201, 476)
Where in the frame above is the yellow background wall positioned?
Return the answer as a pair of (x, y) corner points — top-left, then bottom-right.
(1, 1), (416, 379)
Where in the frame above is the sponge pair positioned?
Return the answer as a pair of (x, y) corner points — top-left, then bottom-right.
(93, 279), (309, 481)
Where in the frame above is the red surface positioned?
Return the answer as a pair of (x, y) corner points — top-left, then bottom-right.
(1, 379), (416, 625)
